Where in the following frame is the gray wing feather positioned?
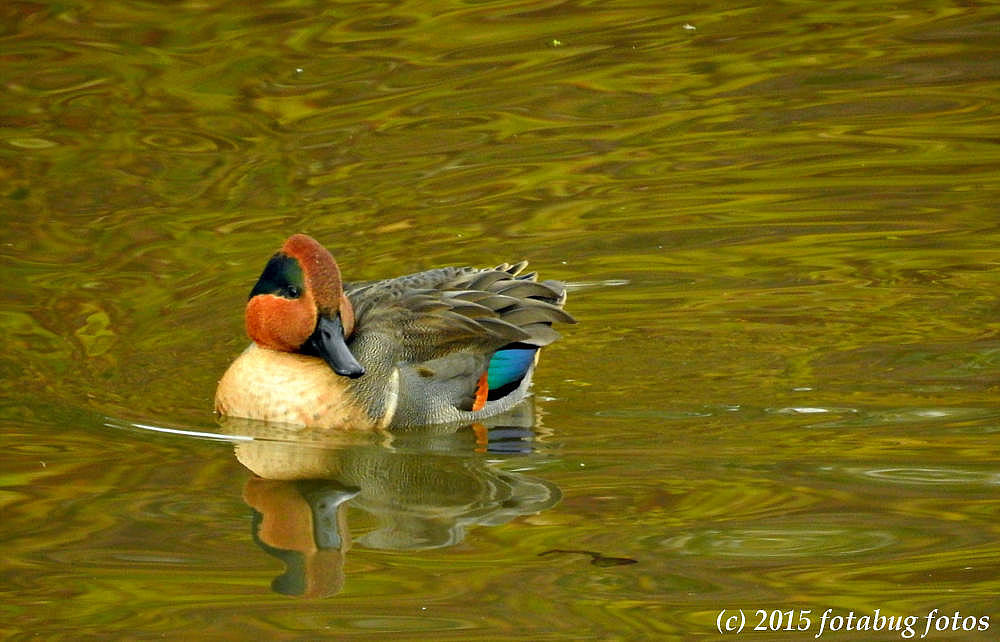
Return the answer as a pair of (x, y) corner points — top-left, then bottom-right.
(346, 262), (574, 365)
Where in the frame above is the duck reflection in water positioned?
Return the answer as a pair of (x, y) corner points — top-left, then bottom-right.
(221, 403), (561, 598)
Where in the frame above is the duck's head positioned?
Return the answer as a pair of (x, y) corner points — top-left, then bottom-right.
(245, 234), (365, 378)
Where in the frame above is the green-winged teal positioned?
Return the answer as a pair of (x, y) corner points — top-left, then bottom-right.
(215, 234), (574, 429)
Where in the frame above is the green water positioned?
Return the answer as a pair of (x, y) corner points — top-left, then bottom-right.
(3, 0), (1000, 639)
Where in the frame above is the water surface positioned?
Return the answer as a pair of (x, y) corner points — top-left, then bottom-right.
(3, 0), (1000, 639)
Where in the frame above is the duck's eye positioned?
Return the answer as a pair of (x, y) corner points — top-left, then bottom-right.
(249, 252), (306, 301)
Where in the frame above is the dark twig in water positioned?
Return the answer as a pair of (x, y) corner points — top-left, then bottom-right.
(539, 549), (638, 567)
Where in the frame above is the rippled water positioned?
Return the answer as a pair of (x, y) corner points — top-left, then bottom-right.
(3, 0), (1000, 639)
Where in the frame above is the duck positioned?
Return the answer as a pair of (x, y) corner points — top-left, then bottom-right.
(215, 234), (575, 430)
